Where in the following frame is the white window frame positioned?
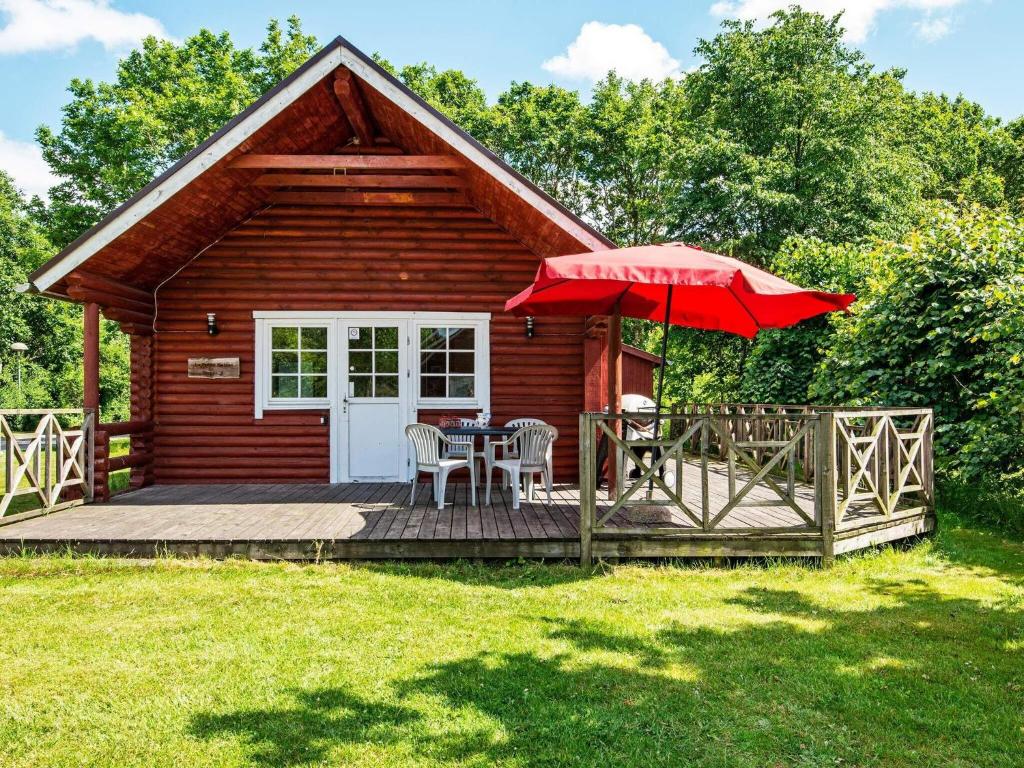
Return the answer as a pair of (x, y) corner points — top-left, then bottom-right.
(414, 320), (489, 409)
(253, 311), (490, 418)
(254, 318), (334, 418)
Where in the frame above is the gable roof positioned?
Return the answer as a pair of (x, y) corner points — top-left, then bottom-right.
(27, 35), (613, 296)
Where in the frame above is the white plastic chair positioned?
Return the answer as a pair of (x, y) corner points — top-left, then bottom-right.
(406, 423), (477, 509)
(444, 417), (482, 485)
(500, 418), (552, 488)
(486, 424), (558, 509)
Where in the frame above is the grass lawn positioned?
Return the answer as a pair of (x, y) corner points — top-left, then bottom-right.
(1, 526), (1022, 767)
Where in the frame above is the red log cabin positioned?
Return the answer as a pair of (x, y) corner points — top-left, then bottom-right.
(23, 37), (657, 496)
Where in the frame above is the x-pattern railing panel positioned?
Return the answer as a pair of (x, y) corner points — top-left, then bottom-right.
(591, 412), (821, 534)
(834, 411), (932, 525)
(1, 410), (92, 517)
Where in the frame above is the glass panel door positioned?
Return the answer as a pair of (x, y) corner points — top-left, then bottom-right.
(340, 321), (408, 482)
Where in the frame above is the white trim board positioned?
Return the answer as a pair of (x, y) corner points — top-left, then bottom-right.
(30, 38), (609, 294)
(253, 310), (492, 417)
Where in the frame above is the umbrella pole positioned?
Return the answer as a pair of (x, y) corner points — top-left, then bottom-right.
(607, 301), (623, 500)
(649, 286), (673, 497)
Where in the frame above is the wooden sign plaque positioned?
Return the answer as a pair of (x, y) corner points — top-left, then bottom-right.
(187, 357), (241, 379)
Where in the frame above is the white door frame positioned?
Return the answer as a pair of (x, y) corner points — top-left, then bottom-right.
(336, 317), (413, 483)
(253, 310), (491, 484)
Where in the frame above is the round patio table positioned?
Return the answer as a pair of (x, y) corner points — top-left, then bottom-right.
(440, 426), (519, 487)
(440, 426), (517, 438)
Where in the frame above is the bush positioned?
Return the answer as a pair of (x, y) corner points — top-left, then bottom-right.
(938, 480), (1024, 537)
(812, 202), (1024, 492)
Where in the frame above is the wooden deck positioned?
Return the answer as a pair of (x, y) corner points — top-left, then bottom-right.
(0, 452), (934, 561)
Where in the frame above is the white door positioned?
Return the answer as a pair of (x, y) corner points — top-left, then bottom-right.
(337, 321), (411, 482)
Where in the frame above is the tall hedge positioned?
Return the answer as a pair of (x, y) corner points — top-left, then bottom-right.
(812, 203), (1024, 490)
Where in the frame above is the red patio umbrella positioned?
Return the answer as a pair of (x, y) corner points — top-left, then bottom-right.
(505, 242), (855, 451)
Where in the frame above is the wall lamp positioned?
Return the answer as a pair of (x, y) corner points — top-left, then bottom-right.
(525, 316), (535, 339)
(207, 312), (219, 336)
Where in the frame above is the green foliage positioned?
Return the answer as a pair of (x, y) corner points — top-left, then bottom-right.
(741, 237), (873, 403)
(813, 203), (1024, 490)
(0, 172), (129, 419)
(486, 82), (588, 213)
(678, 8), (922, 262)
(582, 75), (687, 247)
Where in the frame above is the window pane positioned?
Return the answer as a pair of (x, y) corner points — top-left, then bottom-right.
(375, 376), (399, 397)
(420, 376), (446, 398)
(420, 326), (448, 351)
(301, 351), (327, 374)
(449, 327), (475, 350)
(349, 352), (372, 374)
(421, 351), (447, 374)
(301, 326), (327, 350)
(300, 375), (327, 398)
(450, 376), (475, 398)
(272, 326), (298, 349)
(374, 326), (398, 349)
(449, 352), (474, 374)
(271, 375), (298, 398)
(350, 376), (372, 398)
(376, 350), (398, 374)
(271, 351), (298, 374)
(348, 326), (372, 349)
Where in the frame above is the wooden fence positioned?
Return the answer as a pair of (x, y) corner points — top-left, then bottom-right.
(0, 409), (94, 523)
(578, 406), (934, 564)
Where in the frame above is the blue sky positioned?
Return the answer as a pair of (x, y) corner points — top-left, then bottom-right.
(0, 0), (1020, 199)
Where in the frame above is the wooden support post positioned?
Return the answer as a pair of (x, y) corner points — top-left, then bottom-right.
(83, 303), (105, 501)
(129, 333), (155, 489)
(578, 412), (593, 568)
(83, 303), (100, 412)
(606, 303), (622, 500)
(333, 69), (375, 146)
(816, 413), (837, 567)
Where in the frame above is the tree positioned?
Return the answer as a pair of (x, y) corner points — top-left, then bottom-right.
(36, 17), (319, 247)
(900, 92), (1021, 208)
(812, 203), (1024, 489)
(372, 56), (492, 139)
(486, 82), (588, 214)
(677, 7), (922, 262)
(581, 74), (688, 247)
(739, 237), (873, 404)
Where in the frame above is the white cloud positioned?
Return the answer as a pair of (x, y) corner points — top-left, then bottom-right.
(542, 21), (681, 82)
(914, 15), (952, 41)
(0, 0), (167, 55)
(0, 132), (57, 199)
(709, 1), (966, 44)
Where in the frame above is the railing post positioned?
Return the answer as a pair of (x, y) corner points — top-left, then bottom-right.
(84, 409), (95, 503)
(578, 412), (594, 567)
(816, 412), (838, 567)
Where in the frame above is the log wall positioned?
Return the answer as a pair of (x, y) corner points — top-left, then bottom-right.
(151, 203), (592, 484)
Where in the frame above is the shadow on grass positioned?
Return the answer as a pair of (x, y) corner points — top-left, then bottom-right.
(928, 524), (1024, 584)
(351, 559), (600, 589)
(190, 688), (420, 767)
(189, 580), (1023, 767)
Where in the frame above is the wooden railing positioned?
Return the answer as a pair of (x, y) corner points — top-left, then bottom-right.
(94, 419), (154, 500)
(0, 409), (94, 522)
(578, 406), (934, 564)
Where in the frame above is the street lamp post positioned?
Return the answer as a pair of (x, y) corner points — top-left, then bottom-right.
(10, 342), (27, 394)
